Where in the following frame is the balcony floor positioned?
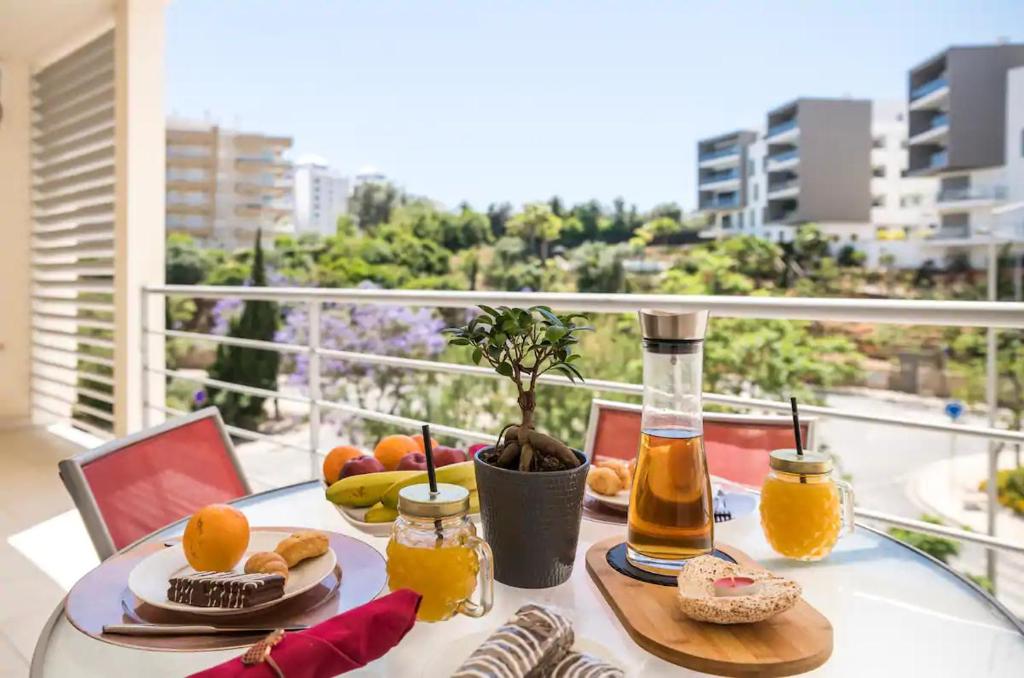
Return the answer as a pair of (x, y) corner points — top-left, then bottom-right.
(0, 426), (89, 675)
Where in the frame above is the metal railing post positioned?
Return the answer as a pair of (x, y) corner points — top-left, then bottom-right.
(140, 286), (150, 429)
(308, 300), (322, 479)
(985, 239), (999, 587)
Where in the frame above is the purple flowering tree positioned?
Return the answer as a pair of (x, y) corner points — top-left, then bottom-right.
(276, 282), (447, 444)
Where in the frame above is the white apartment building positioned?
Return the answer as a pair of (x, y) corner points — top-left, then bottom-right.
(908, 44), (1024, 269)
(166, 118), (294, 249)
(293, 155), (350, 237)
(698, 100), (937, 267)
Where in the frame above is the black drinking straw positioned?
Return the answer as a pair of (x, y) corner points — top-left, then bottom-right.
(421, 424), (445, 544)
(421, 423), (439, 496)
(790, 397), (807, 484)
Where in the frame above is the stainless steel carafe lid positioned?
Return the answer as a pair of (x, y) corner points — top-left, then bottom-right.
(638, 309), (710, 341)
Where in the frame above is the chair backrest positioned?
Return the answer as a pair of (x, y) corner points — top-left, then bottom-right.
(58, 407), (251, 559)
(583, 398), (816, 487)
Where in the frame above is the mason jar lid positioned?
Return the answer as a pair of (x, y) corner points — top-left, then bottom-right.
(769, 449), (833, 475)
(638, 309), (710, 341)
(398, 482), (469, 518)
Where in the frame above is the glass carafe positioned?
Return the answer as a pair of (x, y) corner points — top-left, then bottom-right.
(627, 309), (714, 574)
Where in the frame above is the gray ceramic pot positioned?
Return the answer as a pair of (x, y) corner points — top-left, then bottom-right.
(473, 447), (590, 588)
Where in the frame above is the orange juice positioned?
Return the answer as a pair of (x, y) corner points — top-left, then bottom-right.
(627, 427), (714, 568)
(386, 539), (479, 621)
(760, 470), (842, 560)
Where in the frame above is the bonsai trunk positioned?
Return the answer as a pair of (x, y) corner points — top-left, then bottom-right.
(482, 387), (581, 472)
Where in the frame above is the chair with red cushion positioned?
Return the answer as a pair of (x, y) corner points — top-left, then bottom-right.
(58, 407), (251, 559)
(583, 398), (816, 488)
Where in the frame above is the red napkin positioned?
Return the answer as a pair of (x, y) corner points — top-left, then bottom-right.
(189, 589), (421, 678)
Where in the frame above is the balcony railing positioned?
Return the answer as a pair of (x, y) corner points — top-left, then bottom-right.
(705, 195), (740, 209)
(930, 112), (949, 129)
(766, 119), (798, 138)
(700, 168), (739, 185)
(938, 186), (1008, 203)
(768, 149), (799, 165)
(930, 225), (970, 239)
(699, 146), (740, 162)
(767, 178), (799, 194)
(141, 284), (1024, 562)
(911, 75), (948, 101)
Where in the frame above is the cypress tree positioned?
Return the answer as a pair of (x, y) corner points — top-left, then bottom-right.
(206, 230), (281, 429)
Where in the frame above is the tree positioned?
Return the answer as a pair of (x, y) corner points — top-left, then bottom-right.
(572, 242), (632, 293)
(349, 181), (403, 231)
(631, 216), (682, 246)
(166, 233), (209, 285)
(205, 231), (281, 430)
(507, 202), (563, 260)
(486, 202), (513, 238)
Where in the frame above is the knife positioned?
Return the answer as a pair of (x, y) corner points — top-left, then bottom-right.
(103, 623), (308, 636)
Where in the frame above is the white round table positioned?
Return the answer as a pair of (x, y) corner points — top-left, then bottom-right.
(31, 481), (1024, 676)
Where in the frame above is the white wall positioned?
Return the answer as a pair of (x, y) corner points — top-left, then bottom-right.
(0, 60), (32, 426)
(1004, 66), (1024, 235)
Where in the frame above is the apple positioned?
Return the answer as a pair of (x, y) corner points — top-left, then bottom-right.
(340, 456), (386, 479)
(468, 443), (490, 457)
(397, 452), (428, 471)
(433, 446), (468, 467)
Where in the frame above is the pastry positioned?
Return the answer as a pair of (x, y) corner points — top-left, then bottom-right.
(167, 571), (285, 608)
(452, 604), (574, 677)
(274, 530), (329, 568)
(550, 651), (625, 677)
(595, 459), (631, 488)
(587, 466), (622, 496)
(244, 551), (289, 581)
(676, 555), (801, 624)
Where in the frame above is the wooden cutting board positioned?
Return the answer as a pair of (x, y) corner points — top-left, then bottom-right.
(585, 537), (832, 677)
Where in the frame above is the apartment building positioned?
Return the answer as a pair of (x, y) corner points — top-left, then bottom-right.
(293, 155), (350, 238)
(698, 99), (937, 265)
(696, 130), (757, 236)
(908, 44), (1024, 267)
(166, 119), (294, 249)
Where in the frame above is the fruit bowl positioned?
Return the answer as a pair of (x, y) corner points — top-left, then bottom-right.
(325, 459), (480, 536)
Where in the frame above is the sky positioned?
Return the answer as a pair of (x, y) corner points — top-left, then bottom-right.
(166, 1), (1024, 212)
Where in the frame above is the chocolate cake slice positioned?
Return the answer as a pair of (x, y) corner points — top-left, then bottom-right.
(167, 571), (285, 608)
(451, 604), (574, 677)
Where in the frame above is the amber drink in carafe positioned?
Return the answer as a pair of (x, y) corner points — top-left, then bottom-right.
(627, 309), (713, 574)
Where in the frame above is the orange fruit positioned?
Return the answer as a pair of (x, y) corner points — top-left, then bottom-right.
(182, 504), (250, 572)
(323, 445), (365, 484)
(412, 434), (426, 452)
(374, 434), (421, 471)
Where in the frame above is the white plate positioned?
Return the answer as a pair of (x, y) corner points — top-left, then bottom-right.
(127, 530), (337, 616)
(420, 628), (631, 677)
(585, 485), (630, 509)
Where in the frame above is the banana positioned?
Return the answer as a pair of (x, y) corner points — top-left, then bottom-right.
(326, 470), (421, 508)
(469, 489), (480, 513)
(380, 461), (477, 508)
(364, 502), (400, 523)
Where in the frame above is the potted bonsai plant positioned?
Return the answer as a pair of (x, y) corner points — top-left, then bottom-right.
(445, 305), (592, 587)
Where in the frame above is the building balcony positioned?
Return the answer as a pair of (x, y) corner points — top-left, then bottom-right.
(937, 186), (1008, 204)
(698, 146), (741, 169)
(699, 168), (741, 191)
(767, 178), (799, 199)
(909, 114), (950, 145)
(765, 119), (799, 143)
(766, 149), (799, 171)
(909, 80), (949, 111)
(929, 150), (948, 170)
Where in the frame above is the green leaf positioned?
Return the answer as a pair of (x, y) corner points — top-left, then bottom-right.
(472, 348), (482, 364)
(478, 304), (499, 317)
(449, 337), (471, 346)
(545, 326), (567, 342)
(534, 307), (562, 326)
(496, 362), (514, 377)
